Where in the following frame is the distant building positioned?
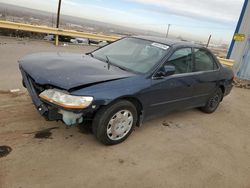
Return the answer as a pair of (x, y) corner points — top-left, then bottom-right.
(228, 0), (250, 80)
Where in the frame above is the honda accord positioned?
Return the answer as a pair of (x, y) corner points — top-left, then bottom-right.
(19, 36), (234, 145)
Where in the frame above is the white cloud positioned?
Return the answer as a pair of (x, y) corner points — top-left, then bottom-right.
(0, 0), (150, 26)
(0, 0), (243, 24)
(0, 0), (244, 42)
(126, 0), (244, 23)
(0, 0), (58, 12)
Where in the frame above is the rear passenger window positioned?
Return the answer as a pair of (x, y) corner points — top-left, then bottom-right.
(167, 48), (193, 74)
(194, 48), (217, 71)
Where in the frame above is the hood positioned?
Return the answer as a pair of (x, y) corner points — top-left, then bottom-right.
(19, 52), (135, 90)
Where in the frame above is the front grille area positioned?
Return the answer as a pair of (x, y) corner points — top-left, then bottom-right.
(30, 79), (45, 94)
(20, 68), (49, 115)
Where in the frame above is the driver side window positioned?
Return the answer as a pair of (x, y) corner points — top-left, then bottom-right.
(167, 48), (193, 74)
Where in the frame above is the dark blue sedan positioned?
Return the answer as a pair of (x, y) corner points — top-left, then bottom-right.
(19, 36), (234, 145)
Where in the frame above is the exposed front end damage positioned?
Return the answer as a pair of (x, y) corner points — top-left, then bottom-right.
(20, 67), (96, 126)
(58, 110), (83, 126)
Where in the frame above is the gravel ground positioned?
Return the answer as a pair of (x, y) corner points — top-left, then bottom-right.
(0, 37), (250, 188)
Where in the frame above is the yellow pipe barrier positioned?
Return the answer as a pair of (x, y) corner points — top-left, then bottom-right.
(55, 35), (59, 46)
(0, 20), (236, 67)
(217, 57), (234, 67)
(0, 20), (120, 45)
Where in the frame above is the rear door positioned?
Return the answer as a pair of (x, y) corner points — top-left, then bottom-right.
(191, 48), (220, 106)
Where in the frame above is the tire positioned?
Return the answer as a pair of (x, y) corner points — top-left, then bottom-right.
(92, 100), (138, 145)
(200, 88), (223, 113)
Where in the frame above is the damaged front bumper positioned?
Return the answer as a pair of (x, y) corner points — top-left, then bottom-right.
(20, 68), (95, 126)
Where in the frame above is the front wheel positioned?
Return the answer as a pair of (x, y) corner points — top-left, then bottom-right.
(200, 88), (223, 113)
(92, 100), (138, 145)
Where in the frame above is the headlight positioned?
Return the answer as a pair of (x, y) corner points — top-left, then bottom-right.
(39, 89), (93, 109)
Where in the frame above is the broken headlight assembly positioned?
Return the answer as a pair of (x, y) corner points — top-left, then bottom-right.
(39, 89), (93, 109)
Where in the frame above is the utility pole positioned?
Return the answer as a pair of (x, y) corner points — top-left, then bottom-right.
(166, 24), (171, 38)
(55, 0), (62, 46)
(206, 34), (212, 47)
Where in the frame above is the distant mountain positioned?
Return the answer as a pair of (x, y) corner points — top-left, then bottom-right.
(0, 2), (166, 37)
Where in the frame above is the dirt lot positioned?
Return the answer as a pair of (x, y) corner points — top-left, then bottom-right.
(1, 37), (250, 188)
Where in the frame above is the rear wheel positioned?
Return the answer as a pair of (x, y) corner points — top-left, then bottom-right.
(92, 100), (137, 145)
(200, 88), (223, 113)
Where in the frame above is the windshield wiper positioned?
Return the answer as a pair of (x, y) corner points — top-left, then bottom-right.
(88, 53), (111, 69)
(86, 52), (94, 57)
(104, 56), (127, 71)
(114, 65), (128, 71)
(89, 54), (128, 72)
(105, 55), (111, 70)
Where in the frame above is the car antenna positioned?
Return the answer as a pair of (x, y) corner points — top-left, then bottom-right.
(105, 55), (111, 70)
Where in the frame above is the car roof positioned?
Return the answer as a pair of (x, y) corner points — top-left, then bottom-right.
(132, 35), (203, 48)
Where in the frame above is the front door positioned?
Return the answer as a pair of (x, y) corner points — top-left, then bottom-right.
(145, 47), (195, 119)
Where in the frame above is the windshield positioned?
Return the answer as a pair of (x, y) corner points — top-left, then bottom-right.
(92, 37), (169, 73)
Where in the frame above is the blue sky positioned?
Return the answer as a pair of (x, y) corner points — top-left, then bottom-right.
(0, 0), (245, 43)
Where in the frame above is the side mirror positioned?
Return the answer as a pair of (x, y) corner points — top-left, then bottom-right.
(164, 65), (175, 76)
(156, 65), (175, 78)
